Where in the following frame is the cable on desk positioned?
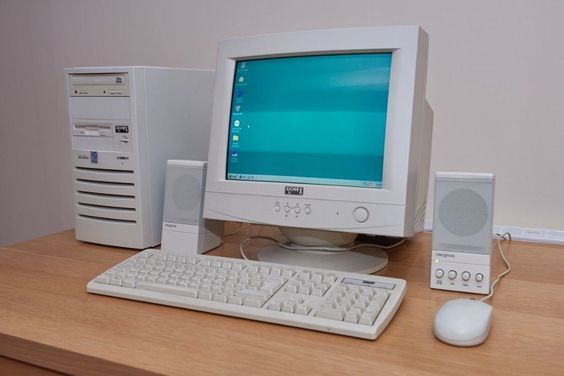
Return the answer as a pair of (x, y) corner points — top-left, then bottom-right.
(239, 236), (406, 260)
(480, 232), (512, 302)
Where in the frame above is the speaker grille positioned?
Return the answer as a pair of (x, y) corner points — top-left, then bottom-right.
(163, 163), (206, 225)
(172, 174), (202, 212)
(439, 188), (488, 237)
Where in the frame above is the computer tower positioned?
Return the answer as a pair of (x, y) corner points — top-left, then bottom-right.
(65, 66), (214, 249)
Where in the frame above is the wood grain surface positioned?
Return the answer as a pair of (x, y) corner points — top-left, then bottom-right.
(1, 224), (563, 375)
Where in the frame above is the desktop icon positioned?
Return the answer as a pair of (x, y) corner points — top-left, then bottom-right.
(234, 120), (240, 127)
(236, 90), (244, 98)
(238, 76), (245, 83)
(233, 135), (239, 141)
(235, 105), (241, 112)
(241, 62), (246, 69)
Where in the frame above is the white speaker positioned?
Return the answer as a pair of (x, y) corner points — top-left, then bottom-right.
(161, 160), (223, 255)
(430, 172), (495, 294)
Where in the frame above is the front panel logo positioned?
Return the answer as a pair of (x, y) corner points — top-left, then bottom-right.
(284, 186), (304, 196)
(90, 151), (98, 164)
(115, 125), (129, 133)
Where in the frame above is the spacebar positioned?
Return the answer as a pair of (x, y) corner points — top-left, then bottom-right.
(136, 281), (198, 298)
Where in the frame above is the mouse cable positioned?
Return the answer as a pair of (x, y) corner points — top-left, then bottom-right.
(223, 223), (244, 237)
(239, 236), (406, 260)
(480, 232), (512, 302)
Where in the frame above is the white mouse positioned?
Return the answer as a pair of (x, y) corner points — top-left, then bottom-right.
(433, 298), (493, 347)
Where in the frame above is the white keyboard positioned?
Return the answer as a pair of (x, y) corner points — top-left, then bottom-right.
(87, 249), (406, 340)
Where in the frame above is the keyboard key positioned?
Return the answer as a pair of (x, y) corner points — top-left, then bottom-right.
(359, 310), (379, 325)
(316, 308), (345, 321)
(94, 275), (110, 284)
(228, 295), (243, 305)
(344, 311), (360, 323)
(285, 285), (299, 294)
(364, 302), (381, 314)
(282, 302), (296, 313)
(311, 287), (324, 296)
(298, 286), (311, 295)
(372, 291), (389, 310)
(312, 273), (324, 282)
(281, 269), (295, 278)
(295, 304), (311, 315)
(244, 297), (264, 308)
(198, 291), (212, 300)
(323, 274), (338, 283)
(137, 281), (198, 298)
(267, 300), (283, 311)
(237, 264), (248, 271)
(213, 293), (229, 303)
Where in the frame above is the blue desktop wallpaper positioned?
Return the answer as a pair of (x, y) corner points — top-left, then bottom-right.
(226, 53), (392, 188)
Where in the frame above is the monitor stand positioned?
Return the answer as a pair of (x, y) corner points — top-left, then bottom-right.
(256, 227), (388, 274)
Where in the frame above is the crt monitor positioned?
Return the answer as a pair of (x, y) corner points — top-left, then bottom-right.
(203, 26), (433, 273)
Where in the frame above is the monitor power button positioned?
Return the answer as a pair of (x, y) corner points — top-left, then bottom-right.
(353, 207), (369, 223)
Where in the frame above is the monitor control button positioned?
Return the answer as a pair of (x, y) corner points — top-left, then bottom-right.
(435, 268), (444, 278)
(353, 207), (369, 223)
(274, 204), (281, 212)
(294, 206), (301, 214)
(284, 205), (291, 213)
(475, 273), (484, 282)
(304, 207), (311, 215)
(448, 270), (457, 280)
(462, 271), (471, 281)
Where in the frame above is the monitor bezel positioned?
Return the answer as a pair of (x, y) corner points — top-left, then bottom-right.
(206, 26), (424, 207)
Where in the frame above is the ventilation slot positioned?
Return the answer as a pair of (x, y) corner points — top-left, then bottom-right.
(76, 179), (133, 186)
(414, 203), (426, 231)
(74, 167), (136, 185)
(76, 166), (134, 174)
(78, 203), (134, 211)
(78, 214), (137, 224)
(73, 166), (139, 222)
(77, 191), (135, 199)
(76, 198), (138, 221)
(76, 190), (136, 209)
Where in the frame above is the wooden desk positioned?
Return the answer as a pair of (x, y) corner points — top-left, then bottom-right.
(1, 225), (563, 375)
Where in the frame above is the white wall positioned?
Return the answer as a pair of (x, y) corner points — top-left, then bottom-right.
(1, 0), (563, 246)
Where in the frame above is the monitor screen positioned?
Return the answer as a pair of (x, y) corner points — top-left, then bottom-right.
(226, 53), (392, 189)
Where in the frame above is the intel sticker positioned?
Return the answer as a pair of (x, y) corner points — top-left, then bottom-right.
(90, 151), (98, 164)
